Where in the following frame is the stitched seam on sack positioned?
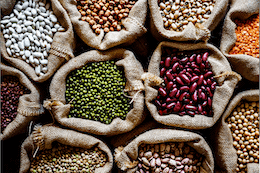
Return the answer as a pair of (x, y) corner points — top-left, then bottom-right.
(127, 17), (147, 33)
(18, 106), (45, 116)
(50, 45), (74, 61)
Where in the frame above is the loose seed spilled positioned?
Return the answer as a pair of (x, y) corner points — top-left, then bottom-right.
(65, 60), (131, 124)
(229, 14), (259, 58)
(137, 142), (203, 173)
(76, 0), (137, 34)
(30, 142), (107, 173)
(155, 48), (217, 117)
(1, 76), (30, 133)
(158, 0), (216, 31)
(1, 0), (65, 76)
(226, 101), (259, 173)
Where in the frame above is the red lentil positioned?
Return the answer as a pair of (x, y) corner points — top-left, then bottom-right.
(229, 14), (259, 58)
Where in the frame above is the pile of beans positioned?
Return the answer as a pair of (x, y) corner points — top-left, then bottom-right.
(155, 48), (217, 117)
(1, 76), (30, 133)
(65, 60), (131, 124)
(226, 101), (259, 173)
(30, 142), (107, 172)
(76, 0), (136, 34)
(1, 0), (65, 76)
(158, 0), (215, 31)
(137, 142), (203, 173)
(229, 14), (259, 58)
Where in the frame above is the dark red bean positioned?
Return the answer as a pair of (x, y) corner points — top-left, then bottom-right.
(202, 52), (209, 61)
(169, 88), (178, 98)
(166, 81), (174, 91)
(189, 54), (196, 62)
(162, 103), (167, 108)
(179, 111), (186, 116)
(155, 100), (161, 106)
(201, 111), (207, 115)
(208, 97), (212, 107)
(184, 99), (190, 104)
(189, 82), (197, 93)
(202, 101), (207, 107)
(197, 75), (204, 86)
(172, 62), (179, 72)
(159, 87), (167, 97)
(204, 71), (213, 78)
(179, 92), (187, 101)
(159, 110), (163, 115)
(180, 104), (185, 111)
(180, 86), (189, 91)
(162, 109), (168, 114)
(206, 87), (213, 97)
(165, 57), (171, 68)
(180, 69), (187, 74)
(166, 71), (174, 81)
(192, 90), (198, 101)
(187, 111), (195, 116)
(166, 98), (177, 102)
(203, 79), (207, 86)
(185, 72), (192, 78)
(207, 78), (212, 85)
(176, 77), (184, 85)
(200, 63), (205, 72)
(198, 105), (203, 112)
(166, 102), (176, 109)
(191, 63), (199, 69)
(160, 67), (166, 77)
(179, 74), (190, 84)
(164, 76), (169, 85)
(186, 68), (192, 73)
(171, 56), (178, 65)
(160, 61), (164, 66)
(196, 54), (202, 64)
(179, 65), (184, 70)
(200, 92), (206, 100)
(180, 57), (189, 64)
(175, 90), (181, 98)
(205, 61), (210, 69)
(173, 101), (182, 112)
(190, 76), (199, 83)
(194, 68), (200, 73)
(211, 82), (217, 90)
(185, 105), (197, 111)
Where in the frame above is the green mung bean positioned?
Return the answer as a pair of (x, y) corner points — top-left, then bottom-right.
(65, 60), (131, 124)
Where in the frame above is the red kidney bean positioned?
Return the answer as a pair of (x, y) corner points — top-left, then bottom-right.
(175, 90), (181, 98)
(189, 54), (196, 62)
(162, 103), (167, 108)
(205, 61), (210, 69)
(155, 100), (161, 107)
(185, 72), (192, 78)
(204, 71), (213, 78)
(176, 76), (184, 85)
(180, 57), (189, 64)
(180, 86), (189, 91)
(190, 76), (199, 83)
(166, 102), (176, 109)
(179, 111), (186, 116)
(186, 67), (192, 73)
(198, 105), (203, 112)
(187, 111), (195, 116)
(166, 97), (173, 102)
(207, 78), (212, 85)
(197, 75), (204, 86)
(202, 52), (209, 61)
(189, 82), (197, 93)
(200, 63), (205, 72)
(206, 87), (213, 97)
(173, 101), (182, 112)
(180, 104), (185, 111)
(171, 56), (178, 65)
(191, 63), (199, 69)
(180, 69), (187, 74)
(179, 92), (187, 101)
(166, 81), (174, 91)
(202, 101), (207, 107)
(160, 67), (166, 77)
(169, 88), (178, 98)
(185, 105), (197, 111)
(211, 82), (217, 90)
(166, 71), (174, 81)
(194, 68), (200, 73)
(172, 62), (179, 72)
(164, 76), (169, 85)
(159, 87), (167, 97)
(208, 97), (212, 107)
(160, 61), (164, 66)
(196, 54), (202, 64)
(184, 99), (190, 104)
(201, 86), (206, 91)
(179, 65), (184, 70)
(165, 57), (171, 68)
(179, 74), (190, 84)
(203, 79), (207, 86)
(162, 109), (168, 114)
(159, 110), (163, 115)
(192, 90), (198, 102)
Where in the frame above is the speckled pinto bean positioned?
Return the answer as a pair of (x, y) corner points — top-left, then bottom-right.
(155, 48), (217, 117)
(136, 142), (203, 173)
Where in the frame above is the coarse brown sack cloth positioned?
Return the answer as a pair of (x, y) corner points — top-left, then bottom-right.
(114, 129), (214, 173)
(145, 41), (241, 129)
(0, 0), (76, 83)
(19, 125), (113, 173)
(149, 0), (228, 42)
(0, 0), (16, 15)
(220, 0), (259, 82)
(58, 0), (147, 50)
(211, 89), (259, 173)
(0, 63), (44, 141)
(44, 49), (145, 136)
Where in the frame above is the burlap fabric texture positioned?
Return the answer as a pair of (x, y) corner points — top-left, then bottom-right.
(58, 0), (147, 50)
(0, 63), (44, 140)
(145, 41), (241, 129)
(44, 49), (145, 136)
(220, 0), (259, 82)
(20, 125), (113, 173)
(149, 0), (228, 42)
(0, 0), (16, 15)
(0, 0), (75, 83)
(114, 129), (214, 173)
(212, 89), (259, 173)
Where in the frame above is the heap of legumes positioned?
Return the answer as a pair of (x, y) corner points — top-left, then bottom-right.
(1, 76), (30, 133)
(229, 14), (259, 58)
(30, 142), (108, 173)
(155, 48), (217, 117)
(1, 0), (65, 76)
(76, 0), (137, 34)
(226, 101), (259, 173)
(158, 0), (216, 31)
(137, 142), (203, 173)
(65, 60), (131, 124)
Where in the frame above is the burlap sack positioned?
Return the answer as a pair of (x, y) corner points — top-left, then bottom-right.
(145, 41), (242, 129)
(149, 0), (228, 42)
(58, 0), (147, 50)
(0, 0), (75, 83)
(0, 63), (44, 140)
(212, 89), (259, 173)
(220, 0), (259, 82)
(0, 0), (16, 15)
(114, 129), (214, 173)
(44, 49), (145, 136)
(19, 125), (113, 173)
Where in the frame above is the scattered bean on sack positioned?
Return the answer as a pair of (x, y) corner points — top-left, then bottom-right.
(229, 14), (259, 58)
(155, 48), (217, 117)
(226, 101), (259, 173)
(137, 142), (203, 173)
(76, 0), (137, 34)
(65, 60), (131, 124)
(30, 142), (108, 173)
(1, 76), (30, 133)
(158, 0), (216, 31)
(1, 0), (65, 76)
